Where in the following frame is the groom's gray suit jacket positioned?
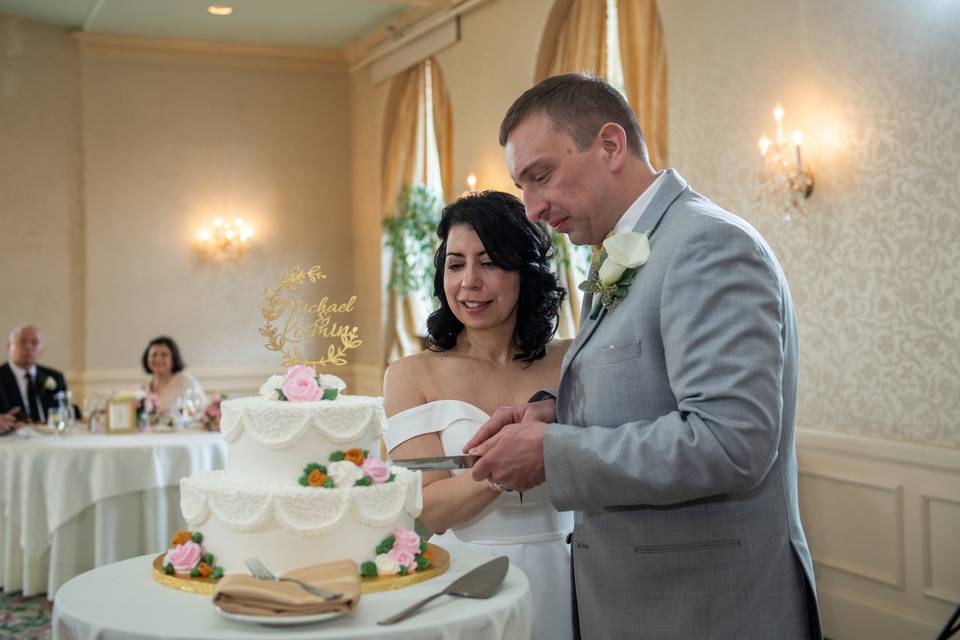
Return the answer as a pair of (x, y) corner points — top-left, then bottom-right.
(544, 170), (821, 639)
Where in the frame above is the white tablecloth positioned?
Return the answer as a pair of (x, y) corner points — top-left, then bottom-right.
(0, 427), (227, 598)
(53, 551), (532, 640)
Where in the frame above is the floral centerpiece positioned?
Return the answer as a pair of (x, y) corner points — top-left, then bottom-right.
(200, 394), (225, 431)
(136, 392), (158, 424)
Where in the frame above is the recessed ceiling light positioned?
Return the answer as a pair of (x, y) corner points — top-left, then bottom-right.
(208, 5), (234, 16)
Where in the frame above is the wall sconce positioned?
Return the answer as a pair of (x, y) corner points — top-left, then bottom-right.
(461, 173), (478, 197)
(758, 102), (814, 220)
(195, 217), (254, 259)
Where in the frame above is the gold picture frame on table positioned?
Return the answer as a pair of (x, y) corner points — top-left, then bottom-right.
(106, 398), (137, 434)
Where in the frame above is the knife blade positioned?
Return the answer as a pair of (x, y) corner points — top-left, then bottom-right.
(390, 454), (479, 470)
(378, 556), (510, 624)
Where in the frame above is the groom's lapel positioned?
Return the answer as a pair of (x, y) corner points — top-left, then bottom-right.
(559, 169), (689, 383)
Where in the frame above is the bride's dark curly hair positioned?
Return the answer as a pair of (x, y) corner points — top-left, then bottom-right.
(425, 190), (565, 364)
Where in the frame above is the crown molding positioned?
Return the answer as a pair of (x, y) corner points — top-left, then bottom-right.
(74, 32), (346, 68)
(344, 0), (489, 71)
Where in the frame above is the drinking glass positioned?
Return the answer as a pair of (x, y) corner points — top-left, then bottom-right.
(47, 406), (69, 434)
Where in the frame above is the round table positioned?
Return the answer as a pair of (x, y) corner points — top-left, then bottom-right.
(1, 426), (227, 598)
(52, 552), (532, 640)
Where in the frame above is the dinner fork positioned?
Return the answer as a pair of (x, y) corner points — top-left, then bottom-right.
(244, 558), (343, 601)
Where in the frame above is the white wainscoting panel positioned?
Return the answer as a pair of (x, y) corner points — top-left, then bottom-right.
(69, 363), (384, 403)
(797, 429), (960, 640)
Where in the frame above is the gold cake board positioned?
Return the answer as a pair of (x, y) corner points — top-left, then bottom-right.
(151, 543), (449, 596)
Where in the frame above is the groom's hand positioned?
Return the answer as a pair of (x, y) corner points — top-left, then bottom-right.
(468, 420), (549, 492)
(463, 398), (557, 453)
(1, 407), (22, 434)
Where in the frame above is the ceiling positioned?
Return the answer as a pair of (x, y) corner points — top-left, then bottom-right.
(0, 0), (452, 49)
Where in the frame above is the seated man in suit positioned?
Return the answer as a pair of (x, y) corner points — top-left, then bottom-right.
(0, 324), (68, 435)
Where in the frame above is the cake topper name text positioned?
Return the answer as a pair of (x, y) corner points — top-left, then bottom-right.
(261, 265), (362, 368)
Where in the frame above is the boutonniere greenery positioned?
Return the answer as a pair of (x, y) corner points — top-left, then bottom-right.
(578, 231), (651, 319)
(43, 376), (58, 392)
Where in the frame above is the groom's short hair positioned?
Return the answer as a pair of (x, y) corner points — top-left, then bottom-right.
(499, 73), (648, 160)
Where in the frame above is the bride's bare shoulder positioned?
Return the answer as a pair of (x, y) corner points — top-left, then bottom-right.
(383, 350), (454, 415)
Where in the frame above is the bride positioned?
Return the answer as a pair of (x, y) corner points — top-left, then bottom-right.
(383, 190), (573, 640)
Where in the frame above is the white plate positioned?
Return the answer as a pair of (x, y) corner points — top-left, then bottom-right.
(215, 606), (346, 627)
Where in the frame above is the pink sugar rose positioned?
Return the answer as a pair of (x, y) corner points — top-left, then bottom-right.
(361, 457), (391, 484)
(387, 547), (417, 572)
(392, 527), (421, 555)
(282, 365), (324, 402)
(163, 540), (203, 573)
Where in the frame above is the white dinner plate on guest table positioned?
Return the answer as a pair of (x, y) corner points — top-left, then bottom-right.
(215, 607), (347, 627)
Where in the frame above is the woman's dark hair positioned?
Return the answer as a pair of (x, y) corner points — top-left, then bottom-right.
(426, 190), (565, 364)
(141, 336), (185, 375)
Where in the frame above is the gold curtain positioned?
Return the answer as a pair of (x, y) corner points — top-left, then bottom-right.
(534, 0), (608, 338)
(617, 0), (668, 168)
(381, 58), (452, 365)
(535, 0), (608, 82)
(430, 61), (454, 204)
(534, 0), (667, 335)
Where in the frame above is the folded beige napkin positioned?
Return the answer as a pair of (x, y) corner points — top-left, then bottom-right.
(213, 560), (361, 617)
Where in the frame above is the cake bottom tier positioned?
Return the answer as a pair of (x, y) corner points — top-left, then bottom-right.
(179, 469), (423, 575)
(194, 515), (414, 574)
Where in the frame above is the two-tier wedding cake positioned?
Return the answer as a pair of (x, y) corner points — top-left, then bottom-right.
(174, 367), (424, 576)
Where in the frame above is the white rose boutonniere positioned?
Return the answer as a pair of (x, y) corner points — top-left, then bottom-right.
(579, 231), (651, 319)
(43, 377), (58, 391)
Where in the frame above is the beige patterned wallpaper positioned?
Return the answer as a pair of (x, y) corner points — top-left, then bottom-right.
(661, 0), (960, 446)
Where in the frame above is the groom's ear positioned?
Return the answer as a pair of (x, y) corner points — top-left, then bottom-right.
(596, 122), (628, 173)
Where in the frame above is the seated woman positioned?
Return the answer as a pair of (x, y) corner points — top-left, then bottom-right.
(384, 191), (573, 640)
(141, 336), (206, 418)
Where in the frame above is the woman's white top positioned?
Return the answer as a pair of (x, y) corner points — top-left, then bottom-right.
(148, 371), (207, 417)
(385, 399), (572, 544)
(386, 399), (574, 640)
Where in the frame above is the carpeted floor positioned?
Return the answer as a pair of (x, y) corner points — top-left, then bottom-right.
(0, 590), (52, 639)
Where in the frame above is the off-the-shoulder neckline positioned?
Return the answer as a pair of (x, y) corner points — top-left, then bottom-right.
(387, 399), (492, 421)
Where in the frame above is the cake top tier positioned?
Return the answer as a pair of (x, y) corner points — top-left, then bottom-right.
(220, 395), (386, 450)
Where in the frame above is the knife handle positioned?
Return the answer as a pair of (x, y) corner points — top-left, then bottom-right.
(378, 590), (447, 625)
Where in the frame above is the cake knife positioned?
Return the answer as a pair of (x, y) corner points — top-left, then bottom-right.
(389, 455), (479, 470)
(390, 455), (522, 502)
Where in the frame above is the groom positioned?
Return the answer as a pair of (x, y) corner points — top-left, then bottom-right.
(466, 74), (822, 639)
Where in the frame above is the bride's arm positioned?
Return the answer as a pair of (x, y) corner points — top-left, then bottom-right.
(383, 357), (499, 534)
(389, 434), (501, 535)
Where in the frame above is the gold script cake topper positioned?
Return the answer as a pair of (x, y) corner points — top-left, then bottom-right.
(260, 265), (361, 368)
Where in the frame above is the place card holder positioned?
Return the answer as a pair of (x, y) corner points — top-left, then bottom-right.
(105, 398), (137, 434)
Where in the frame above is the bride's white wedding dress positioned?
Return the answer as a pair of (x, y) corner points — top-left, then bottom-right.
(385, 400), (574, 640)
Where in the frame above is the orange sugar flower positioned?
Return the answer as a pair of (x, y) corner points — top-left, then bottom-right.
(197, 562), (213, 578)
(170, 530), (192, 546)
(344, 448), (365, 466)
(308, 469), (327, 486)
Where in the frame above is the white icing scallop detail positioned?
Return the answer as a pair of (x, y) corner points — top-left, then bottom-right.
(272, 490), (353, 536)
(180, 475), (212, 524)
(219, 396), (386, 449)
(180, 469), (421, 535)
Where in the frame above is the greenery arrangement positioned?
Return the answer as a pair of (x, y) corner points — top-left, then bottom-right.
(383, 184), (443, 298)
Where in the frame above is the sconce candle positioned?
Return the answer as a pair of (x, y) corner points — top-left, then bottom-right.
(195, 216), (254, 259)
(757, 103), (814, 220)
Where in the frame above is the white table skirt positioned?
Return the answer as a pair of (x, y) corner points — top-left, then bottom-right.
(53, 552), (533, 640)
(1, 427), (227, 598)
